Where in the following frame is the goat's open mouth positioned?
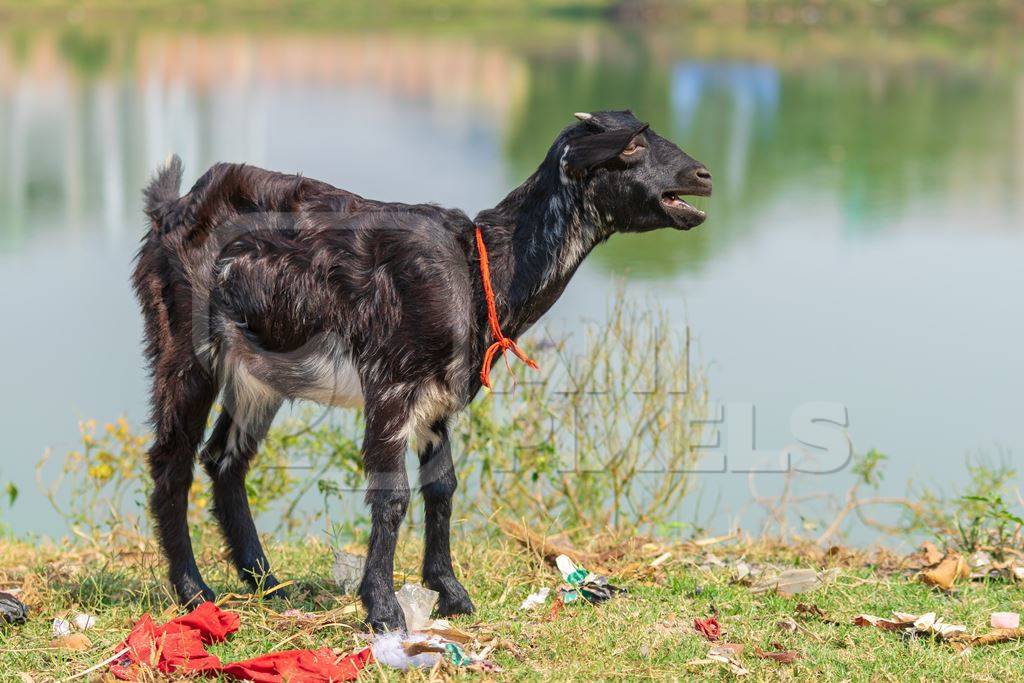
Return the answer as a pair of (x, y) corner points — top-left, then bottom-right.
(661, 189), (709, 227)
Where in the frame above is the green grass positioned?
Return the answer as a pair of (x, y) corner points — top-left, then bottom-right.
(1, 531), (1022, 680)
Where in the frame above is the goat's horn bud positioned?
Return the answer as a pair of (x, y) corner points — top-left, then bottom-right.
(573, 112), (593, 121)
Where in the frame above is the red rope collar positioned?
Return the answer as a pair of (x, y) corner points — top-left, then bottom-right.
(475, 225), (539, 389)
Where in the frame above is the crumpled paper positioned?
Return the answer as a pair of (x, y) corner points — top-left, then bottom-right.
(52, 612), (96, 637)
(519, 587), (551, 610)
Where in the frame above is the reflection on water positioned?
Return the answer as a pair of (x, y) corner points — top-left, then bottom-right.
(1, 22), (1022, 537)
(0, 30), (527, 247)
(673, 63), (780, 200)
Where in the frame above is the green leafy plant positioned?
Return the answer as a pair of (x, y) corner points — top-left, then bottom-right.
(37, 414), (303, 536)
(456, 291), (708, 534)
(956, 494), (1023, 559)
(903, 455), (1021, 555)
(37, 418), (152, 537)
(0, 473), (16, 535)
(852, 448), (886, 488)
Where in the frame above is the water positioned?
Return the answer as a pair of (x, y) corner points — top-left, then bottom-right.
(1, 21), (1022, 539)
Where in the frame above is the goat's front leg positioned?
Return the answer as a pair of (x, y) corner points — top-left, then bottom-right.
(359, 396), (411, 632)
(417, 421), (474, 616)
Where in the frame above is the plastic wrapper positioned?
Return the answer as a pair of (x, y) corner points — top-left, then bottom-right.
(0, 592), (28, 626)
(331, 550), (366, 595)
(555, 554), (624, 604)
(395, 583), (439, 632)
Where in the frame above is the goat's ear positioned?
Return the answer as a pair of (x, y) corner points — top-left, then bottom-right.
(563, 123), (648, 174)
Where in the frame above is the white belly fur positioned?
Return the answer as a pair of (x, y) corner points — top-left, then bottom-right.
(297, 355), (365, 408)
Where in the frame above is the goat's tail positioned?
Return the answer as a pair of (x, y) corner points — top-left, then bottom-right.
(134, 154), (185, 378)
(143, 154), (184, 230)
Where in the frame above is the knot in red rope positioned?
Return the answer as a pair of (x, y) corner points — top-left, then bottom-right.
(475, 225), (539, 389)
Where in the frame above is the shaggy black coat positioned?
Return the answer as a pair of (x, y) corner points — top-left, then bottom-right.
(132, 110), (711, 630)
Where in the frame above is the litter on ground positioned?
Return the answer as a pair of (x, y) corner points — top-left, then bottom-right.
(555, 554), (624, 604)
(331, 549), (366, 595)
(519, 587), (551, 610)
(370, 632), (445, 670)
(107, 601), (371, 681)
(0, 592), (28, 626)
(750, 568), (839, 596)
(990, 612), (1019, 629)
(394, 583), (438, 632)
(854, 611), (966, 640)
(53, 612), (96, 637)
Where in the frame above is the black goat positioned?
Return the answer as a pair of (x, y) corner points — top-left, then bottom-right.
(132, 110), (711, 631)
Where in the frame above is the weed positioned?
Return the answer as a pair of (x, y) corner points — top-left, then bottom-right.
(956, 494), (1024, 559)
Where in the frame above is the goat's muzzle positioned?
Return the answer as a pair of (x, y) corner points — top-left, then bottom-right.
(661, 164), (712, 229)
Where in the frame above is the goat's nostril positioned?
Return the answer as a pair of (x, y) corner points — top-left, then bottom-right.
(695, 167), (712, 182)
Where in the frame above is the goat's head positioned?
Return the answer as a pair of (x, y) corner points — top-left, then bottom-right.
(558, 110), (712, 231)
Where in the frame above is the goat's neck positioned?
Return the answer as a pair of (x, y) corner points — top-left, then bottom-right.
(475, 170), (605, 338)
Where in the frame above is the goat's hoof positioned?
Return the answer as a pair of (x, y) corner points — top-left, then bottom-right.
(366, 602), (407, 633)
(175, 576), (216, 607)
(435, 583), (475, 617)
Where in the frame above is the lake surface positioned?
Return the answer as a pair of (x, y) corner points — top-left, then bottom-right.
(1, 20), (1022, 539)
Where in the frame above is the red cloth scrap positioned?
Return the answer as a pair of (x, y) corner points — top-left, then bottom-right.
(109, 601), (371, 682)
(222, 647), (374, 683)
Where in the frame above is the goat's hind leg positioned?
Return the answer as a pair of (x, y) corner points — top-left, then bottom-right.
(147, 361), (218, 607)
(418, 420), (473, 616)
(201, 390), (284, 597)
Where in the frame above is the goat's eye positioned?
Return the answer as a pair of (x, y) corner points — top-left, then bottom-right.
(621, 141), (644, 156)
